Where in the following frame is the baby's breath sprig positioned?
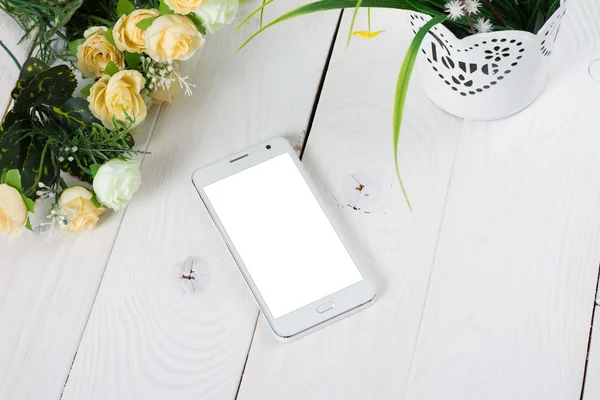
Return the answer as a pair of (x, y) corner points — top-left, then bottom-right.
(139, 55), (196, 96)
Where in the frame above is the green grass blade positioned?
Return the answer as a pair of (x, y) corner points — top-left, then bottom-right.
(392, 15), (445, 212)
(347, 0), (363, 48)
(238, 0), (414, 51)
(233, 0), (274, 34)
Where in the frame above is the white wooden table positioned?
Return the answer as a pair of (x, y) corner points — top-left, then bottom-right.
(2, 1), (600, 399)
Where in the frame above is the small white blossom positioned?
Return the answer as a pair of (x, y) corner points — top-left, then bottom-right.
(58, 156), (65, 162)
(445, 0), (466, 21)
(464, 0), (482, 15)
(475, 16), (493, 33)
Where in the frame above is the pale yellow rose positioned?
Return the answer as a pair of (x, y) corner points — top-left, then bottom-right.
(76, 26), (125, 78)
(113, 9), (160, 53)
(87, 70), (148, 129)
(145, 14), (204, 62)
(0, 184), (28, 238)
(164, 0), (208, 14)
(58, 186), (104, 234)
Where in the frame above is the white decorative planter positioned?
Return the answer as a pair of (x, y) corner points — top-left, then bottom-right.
(410, 3), (568, 120)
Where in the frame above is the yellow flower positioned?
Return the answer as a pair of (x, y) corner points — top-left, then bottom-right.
(76, 26), (125, 78)
(113, 9), (160, 53)
(0, 183), (28, 238)
(164, 0), (208, 14)
(58, 186), (104, 234)
(145, 14), (204, 62)
(352, 30), (385, 39)
(88, 70), (148, 129)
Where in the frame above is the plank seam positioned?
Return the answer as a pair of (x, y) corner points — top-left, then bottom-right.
(401, 118), (465, 400)
(579, 262), (600, 400)
(58, 104), (163, 400)
(299, 9), (344, 160)
(233, 313), (260, 400)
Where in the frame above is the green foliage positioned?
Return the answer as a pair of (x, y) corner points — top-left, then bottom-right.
(69, 38), (85, 57)
(105, 27), (116, 46)
(117, 0), (136, 15)
(125, 51), (142, 68)
(80, 84), (93, 98)
(13, 65), (78, 111)
(159, 0), (174, 15)
(104, 60), (120, 76)
(137, 16), (158, 30)
(187, 13), (207, 35)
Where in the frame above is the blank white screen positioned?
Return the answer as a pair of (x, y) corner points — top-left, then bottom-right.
(204, 153), (363, 319)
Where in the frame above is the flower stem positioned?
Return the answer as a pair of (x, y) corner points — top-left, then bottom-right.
(484, 0), (505, 26)
(0, 41), (22, 70)
(465, 13), (475, 34)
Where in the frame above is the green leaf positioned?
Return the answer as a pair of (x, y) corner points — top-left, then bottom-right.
(53, 97), (100, 127)
(22, 195), (35, 213)
(136, 16), (158, 30)
(91, 191), (101, 208)
(25, 218), (32, 231)
(0, 171), (6, 183)
(90, 163), (101, 177)
(104, 60), (120, 76)
(105, 28), (116, 46)
(159, 0), (174, 14)
(187, 13), (207, 35)
(125, 51), (142, 68)
(13, 65), (77, 111)
(4, 169), (22, 191)
(117, 0), (136, 15)
(21, 137), (54, 198)
(347, 0), (363, 48)
(69, 38), (85, 57)
(392, 15), (445, 212)
(80, 83), (93, 97)
(238, 0), (415, 51)
(11, 58), (50, 101)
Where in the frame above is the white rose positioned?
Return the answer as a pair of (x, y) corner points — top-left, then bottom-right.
(194, 0), (239, 33)
(93, 159), (142, 211)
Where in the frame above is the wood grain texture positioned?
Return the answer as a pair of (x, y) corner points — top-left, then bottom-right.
(0, 105), (160, 400)
(584, 307), (600, 400)
(404, 1), (600, 399)
(61, 3), (340, 399)
(237, 9), (464, 399)
(0, 11), (30, 115)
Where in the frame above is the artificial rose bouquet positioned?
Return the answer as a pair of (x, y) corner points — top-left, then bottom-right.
(0, 0), (239, 238)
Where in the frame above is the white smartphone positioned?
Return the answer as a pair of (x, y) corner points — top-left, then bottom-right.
(191, 137), (375, 340)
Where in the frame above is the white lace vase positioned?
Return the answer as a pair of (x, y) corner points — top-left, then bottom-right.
(410, 2), (568, 120)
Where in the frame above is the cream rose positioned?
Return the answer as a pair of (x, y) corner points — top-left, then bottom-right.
(113, 9), (160, 53)
(145, 14), (204, 62)
(164, 0), (208, 14)
(0, 184), (28, 238)
(93, 159), (141, 211)
(88, 70), (147, 129)
(194, 0), (239, 33)
(58, 186), (104, 234)
(77, 26), (125, 78)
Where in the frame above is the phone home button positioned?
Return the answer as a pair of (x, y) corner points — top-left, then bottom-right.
(316, 302), (334, 313)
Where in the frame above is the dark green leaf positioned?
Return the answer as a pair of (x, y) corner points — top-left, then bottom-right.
(25, 218), (32, 231)
(136, 16), (158, 30)
(20, 136), (54, 198)
(53, 97), (100, 127)
(80, 83), (93, 97)
(22, 195), (35, 213)
(125, 51), (142, 68)
(117, 0), (136, 15)
(105, 27), (116, 46)
(104, 60), (120, 76)
(0, 110), (32, 137)
(0, 171), (6, 183)
(13, 65), (77, 111)
(187, 13), (207, 35)
(11, 58), (50, 101)
(392, 15), (446, 212)
(4, 169), (22, 191)
(69, 38), (85, 57)
(90, 163), (101, 177)
(159, 0), (174, 15)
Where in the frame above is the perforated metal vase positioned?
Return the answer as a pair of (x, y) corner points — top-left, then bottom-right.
(410, 3), (568, 120)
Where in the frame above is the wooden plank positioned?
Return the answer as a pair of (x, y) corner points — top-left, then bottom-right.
(237, 9), (464, 399)
(61, 2), (341, 399)
(0, 12), (30, 114)
(404, 1), (600, 399)
(584, 307), (600, 400)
